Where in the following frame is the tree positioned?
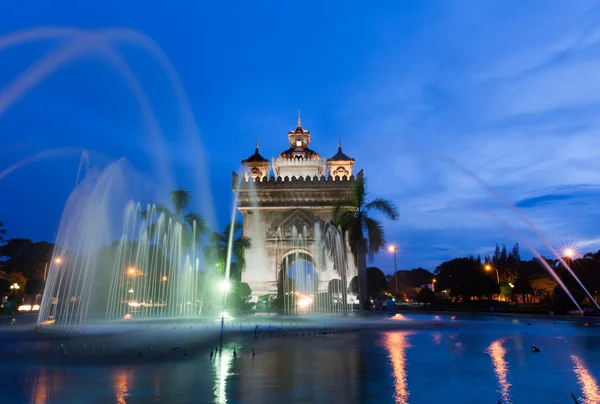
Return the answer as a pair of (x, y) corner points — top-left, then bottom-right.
(530, 275), (557, 300)
(227, 281), (253, 310)
(332, 176), (399, 307)
(513, 276), (533, 303)
(434, 257), (489, 301)
(142, 187), (208, 248)
(204, 222), (251, 274)
(0, 221), (6, 244)
(416, 287), (435, 305)
(349, 276), (359, 295)
(328, 278), (344, 295)
(0, 239), (55, 279)
(367, 267), (389, 298)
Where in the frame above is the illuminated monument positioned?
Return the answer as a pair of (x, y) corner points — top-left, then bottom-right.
(233, 115), (359, 298)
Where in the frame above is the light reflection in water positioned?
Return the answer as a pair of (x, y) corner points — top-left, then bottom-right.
(389, 313), (409, 321)
(487, 339), (511, 404)
(214, 348), (234, 404)
(432, 332), (442, 345)
(571, 354), (600, 404)
(112, 367), (134, 404)
(29, 367), (63, 404)
(383, 331), (412, 404)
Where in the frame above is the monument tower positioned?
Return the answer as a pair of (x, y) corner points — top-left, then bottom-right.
(233, 115), (360, 298)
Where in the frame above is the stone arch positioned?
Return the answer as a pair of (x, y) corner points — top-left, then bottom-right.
(279, 249), (316, 274)
(278, 249), (319, 296)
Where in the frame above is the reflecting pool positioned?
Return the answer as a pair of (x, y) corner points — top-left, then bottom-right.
(2, 315), (600, 403)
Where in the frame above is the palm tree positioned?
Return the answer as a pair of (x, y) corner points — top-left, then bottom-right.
(0, 221), (6, 244)
(204, 222), (251, 275)
(333, 177), (399, 307)
(142, 187), (208, 247)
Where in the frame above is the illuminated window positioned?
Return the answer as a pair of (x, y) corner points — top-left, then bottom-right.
(296, 139), (302, 147)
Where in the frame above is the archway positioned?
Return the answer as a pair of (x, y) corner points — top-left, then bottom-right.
(277, 250), (318, 313)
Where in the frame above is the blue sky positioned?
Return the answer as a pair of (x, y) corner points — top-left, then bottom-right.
(1, 1), (599, 273)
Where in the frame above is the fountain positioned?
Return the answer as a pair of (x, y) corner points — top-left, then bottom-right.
(36, 161), (356, 332)
(275, 222), (356, 316)
(36, 160), (210, 331)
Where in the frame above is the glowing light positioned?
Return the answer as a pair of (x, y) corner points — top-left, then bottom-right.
(32, 304), (40, 311)
(40, 319), (55, 325)
(571, 354), (600, 403)
(297, 293), (314, 309)
(18, 305), (32, 311)
(220, 311), (233, 320)
(161, 275), (168, 281)
(220, 280), (231, 293)
(123, 314), (132, 320)
(563, 247), (578, 259)
(127, 267), (136, 275)
(383, 331), (412, 404)
(10, 283), (20, 290)
(389, 313), (409, 321)
(388, 245), (398, 253)
(487, 339), (511, 404)
(127, 302), (140, 307)
(54, 257), (63, 264)
(484, 264), (492, 271)
(509, 283), (514, 288)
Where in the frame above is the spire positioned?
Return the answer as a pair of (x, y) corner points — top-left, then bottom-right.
(255, 137), (259, 150)
(297, 110), (301, 127)
(338, 137), (341, 150)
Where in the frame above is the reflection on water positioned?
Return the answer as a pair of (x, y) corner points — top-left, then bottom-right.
(487, 339), (511, 404)
(571, 354), (600, 404)
(383, 331), (412, 404)
(112, 367), (134, 404)
(214, 348), (234, 404)
(432, 332), (441, 345)
(389, 313), (409, 321)
(29, 367), (63, 404)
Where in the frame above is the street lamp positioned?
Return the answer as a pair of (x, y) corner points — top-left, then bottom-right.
(484, 264), (500, 284)
(44, 257), (63, 281)
(562, 247), (577, 260)
(388, 245), (398, 294)
(10, 283), (20, 290)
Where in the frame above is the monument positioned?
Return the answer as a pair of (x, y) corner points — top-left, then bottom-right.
(233, 115), (360, 300)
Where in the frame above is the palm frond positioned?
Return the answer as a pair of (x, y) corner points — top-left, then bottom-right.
(364, 197), (399, 220)
(363, 216), (385, 261)
(170, 187), (191, 217)
(353, 177), (366, 208)
(224, 221), (244, 237)
(233, 236), (251, 271)
(208, 231), (224, 244)
(154, 204), (174, 218)
(235, 236), (251, 249)
(184, 212), (209, 235)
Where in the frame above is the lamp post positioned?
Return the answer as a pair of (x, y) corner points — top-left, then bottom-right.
(10, 283), (20, 290)
(484, 264), (499, 284)
(44, 257), (62, 281)
(388, 245), (398, 294)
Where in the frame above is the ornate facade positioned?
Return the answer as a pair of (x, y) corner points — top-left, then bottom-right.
(233, 116), (360, 297)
